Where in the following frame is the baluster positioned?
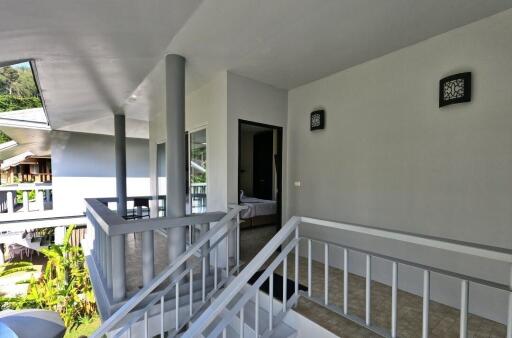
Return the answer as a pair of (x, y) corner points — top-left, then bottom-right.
(269, 274), (274, 330)
(106, 235), (112, 289)
(189, 225), (193, 245)
(202, 256), (206, 302)
(160, 295), (165, 338)
(365, 254), (371, 326)
(222, 328), (227, 338)
(283, 255), (288, 309)
(460, 280), (469, 338)
(422, 270), (430, 338)
(175, 281), (180, 330)
(214, 249), (218, 289)
(111, 234), (126, 302)
(225, 233), (230, 278)
(236, 214), (240, 270)
(391, 262), (398, 338)
(294, 228), (299, 297)
(144, 311), (148, 338)
(308, 239), (312, 297)
(255, 292), (260, 336)
(343, 248), (349, 315)
(324, 243), (329, 305)
(240, 307), (245, 338)
(189, 270), (193, 316)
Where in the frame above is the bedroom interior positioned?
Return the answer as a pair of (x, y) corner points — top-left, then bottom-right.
(238, 120), (282, 229)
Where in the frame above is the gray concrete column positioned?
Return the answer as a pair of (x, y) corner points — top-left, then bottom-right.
(112, 113), (127, 301)
(6, 191), (14, 213)
(115, 114), (128, 217)
(142, 230), (154, 286)
(165, 54), (187, 268)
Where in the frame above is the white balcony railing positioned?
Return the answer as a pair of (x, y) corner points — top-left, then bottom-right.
(185, 216), (512, 338)
(89, 203), (245, 337)
(0, 183), (52, 213)
(84, 196), (244, 322)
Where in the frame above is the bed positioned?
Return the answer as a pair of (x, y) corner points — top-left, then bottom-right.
(239, 195), (278, 228)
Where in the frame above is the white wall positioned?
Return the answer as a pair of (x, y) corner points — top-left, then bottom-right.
(227, 72), (288, 219)
(186, 72), (228, 212)
(51, 131), (150, 214)
(150, 71), (288, 214)
(288, 10), (512, 323)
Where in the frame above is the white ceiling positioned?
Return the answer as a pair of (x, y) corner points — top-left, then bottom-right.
(1, 0), (512, 138)
(0, 0), (203, 135)
(172, 0), (512, 91)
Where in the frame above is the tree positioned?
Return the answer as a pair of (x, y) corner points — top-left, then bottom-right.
(11, 67), (39, 97)
(0, 66), (20, 95)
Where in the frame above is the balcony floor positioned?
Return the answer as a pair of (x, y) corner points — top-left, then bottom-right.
(240, 225), (507, 338)
(125, 231), (169, 293)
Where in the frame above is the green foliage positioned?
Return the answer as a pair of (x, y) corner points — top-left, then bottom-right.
(191, 173), (206, 183)
(0, 94), (42, 112)
(16, 190), (36, 203)
(0, 261), (36, 277)
(0, 130), (11, 143)
(0, 225), (97, 330)
(0, 65), (42, 113)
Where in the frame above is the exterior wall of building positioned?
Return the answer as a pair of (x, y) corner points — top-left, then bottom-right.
(51, 130), (150, 214)
(185, 72), (229, 212)
(287, 10), (512, 323)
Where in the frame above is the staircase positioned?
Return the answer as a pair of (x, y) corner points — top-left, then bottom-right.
(90, 211), (512, 338)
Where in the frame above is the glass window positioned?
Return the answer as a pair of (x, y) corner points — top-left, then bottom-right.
(0, 61), (47, 126)
(189, 129), (207, 213)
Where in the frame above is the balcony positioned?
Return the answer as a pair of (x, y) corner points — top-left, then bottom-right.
(84, 196), (242, 321)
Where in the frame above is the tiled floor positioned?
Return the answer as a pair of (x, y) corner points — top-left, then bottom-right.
(240, 225), (507, 338)
(123, 225), (506, 337)
(125, 231), (169, 293)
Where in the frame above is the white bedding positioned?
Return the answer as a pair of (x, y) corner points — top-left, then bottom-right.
(239, 196), (277, 219)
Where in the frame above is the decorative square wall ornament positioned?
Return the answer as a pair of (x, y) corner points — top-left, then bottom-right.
(310, 110), (325, 131)
(439, 72), (471, 107)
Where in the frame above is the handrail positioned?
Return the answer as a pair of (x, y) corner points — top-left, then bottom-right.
(96, 195), (165, 203)
(301, 216), (512, 263)
(91, 205), (246, 338)
(85, 197), (224, 235)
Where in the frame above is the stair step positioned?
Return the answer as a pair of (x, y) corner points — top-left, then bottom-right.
(202, 286), (296, 338)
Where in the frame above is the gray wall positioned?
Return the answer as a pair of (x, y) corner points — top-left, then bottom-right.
(288, 10), (512, 323)
(51, 131), (150, 213)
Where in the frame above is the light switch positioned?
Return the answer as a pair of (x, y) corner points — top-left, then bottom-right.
(294, 181), (301, 187)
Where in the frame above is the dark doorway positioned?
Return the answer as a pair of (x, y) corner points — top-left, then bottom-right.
(238, 120), (283, 230)
(253, 130), (274, 199)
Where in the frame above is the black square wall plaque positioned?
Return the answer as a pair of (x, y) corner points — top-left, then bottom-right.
(439, 72), (471, 107)
(310, 110), (325, 130)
